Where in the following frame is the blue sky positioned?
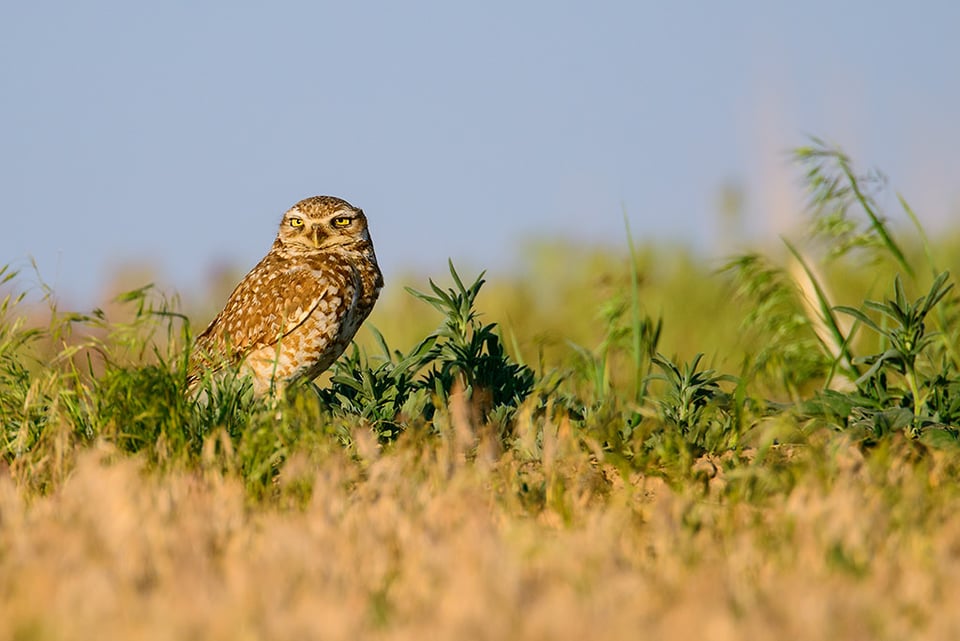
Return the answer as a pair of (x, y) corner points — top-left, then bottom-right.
(2, 2), (958, 305)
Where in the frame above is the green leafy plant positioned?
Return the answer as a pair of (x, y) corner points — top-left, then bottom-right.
(649, 354), (738, 442)
(320, 261), (534, 441)
(319, 328), (435, 440)
(406, 261), (535, 425)
(632, 353), (741, 478)
(835, 272), (956, 436)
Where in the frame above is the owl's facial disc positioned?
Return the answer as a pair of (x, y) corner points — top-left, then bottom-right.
(277, 200), (367, 251)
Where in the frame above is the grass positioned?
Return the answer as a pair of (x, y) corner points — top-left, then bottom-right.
(4, 139), (960, 639)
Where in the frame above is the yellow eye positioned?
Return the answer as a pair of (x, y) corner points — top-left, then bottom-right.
(289, 217), (304, 228)
(332, 216), (351, 227)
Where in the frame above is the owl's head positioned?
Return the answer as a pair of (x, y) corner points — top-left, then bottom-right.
(276, 196), (372, 252)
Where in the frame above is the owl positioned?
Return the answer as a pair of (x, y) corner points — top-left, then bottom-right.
(189, 196), (383, 397)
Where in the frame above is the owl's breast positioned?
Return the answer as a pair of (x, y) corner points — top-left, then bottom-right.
(283, 261), (376, 382)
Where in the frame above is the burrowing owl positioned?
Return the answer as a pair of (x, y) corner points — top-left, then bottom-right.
(189, 196), (383, 396)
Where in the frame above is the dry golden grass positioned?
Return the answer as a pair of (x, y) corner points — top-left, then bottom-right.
(3, 425), (960, 641)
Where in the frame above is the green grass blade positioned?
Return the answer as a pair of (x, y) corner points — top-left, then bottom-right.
(783, 238), (860, 378)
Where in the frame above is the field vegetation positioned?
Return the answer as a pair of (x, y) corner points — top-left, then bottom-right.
(4, 141), (960, 639)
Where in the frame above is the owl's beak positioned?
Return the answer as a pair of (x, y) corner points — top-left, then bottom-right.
(310, 226), (322, 248)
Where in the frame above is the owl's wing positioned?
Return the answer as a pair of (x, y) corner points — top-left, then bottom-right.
(196, 260), (332, 361)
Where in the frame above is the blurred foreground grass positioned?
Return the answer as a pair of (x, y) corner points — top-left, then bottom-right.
(4, 432), (960, 640)
(3, 141), (960, 639)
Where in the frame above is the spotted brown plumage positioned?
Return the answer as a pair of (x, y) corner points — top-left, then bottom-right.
(189, 196), (383, 396)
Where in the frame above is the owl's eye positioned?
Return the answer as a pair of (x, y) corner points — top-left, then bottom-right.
(332, 216), (352, 227)
(289, 217), (304, 228)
